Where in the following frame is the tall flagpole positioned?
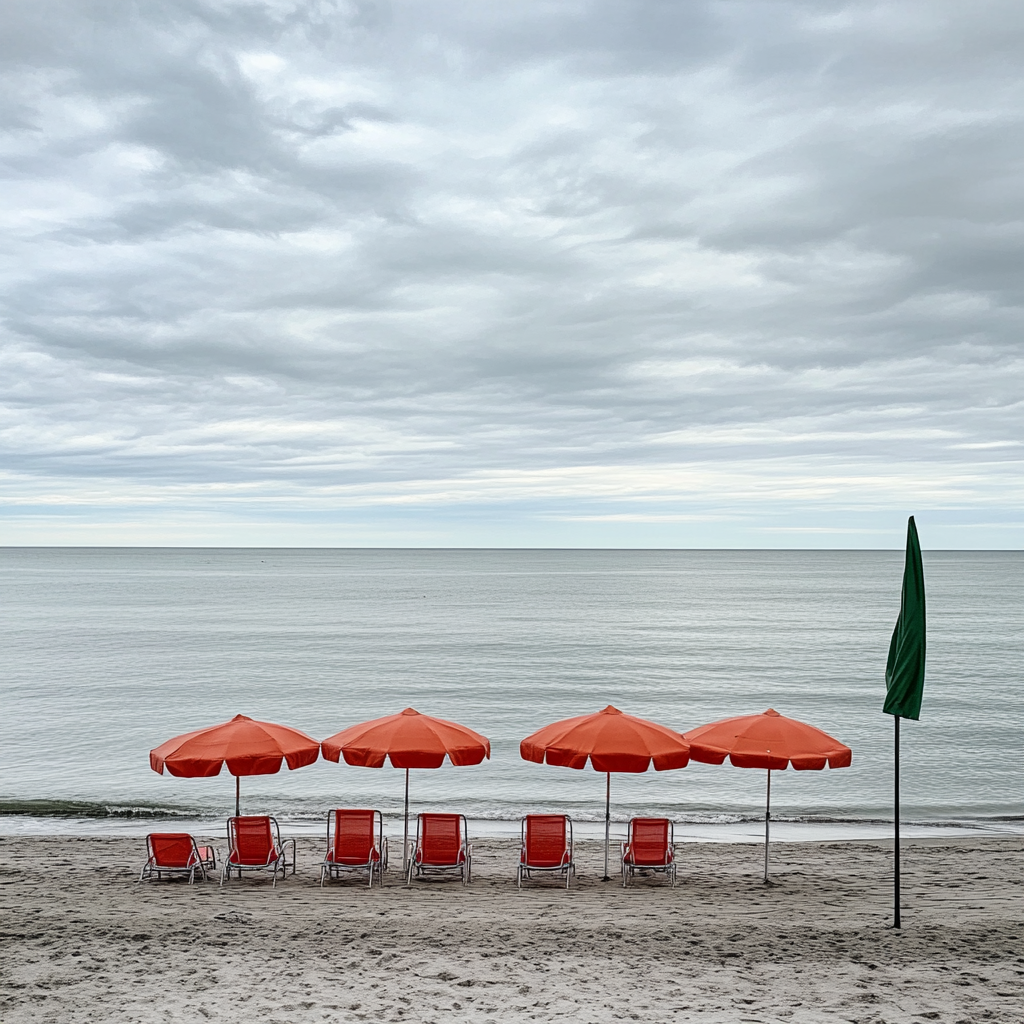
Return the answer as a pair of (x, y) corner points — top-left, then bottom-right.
(894, 715), (901, 929)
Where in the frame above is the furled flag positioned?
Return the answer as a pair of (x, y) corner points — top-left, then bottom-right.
(884, 516), (926, 720)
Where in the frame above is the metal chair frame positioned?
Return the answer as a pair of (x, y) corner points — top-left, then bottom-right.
(517, 814), (575, 890)
(406, 813), (472, 886)
(221, 815), (296, 887)
(621, 817), (676, 887)
(321, 809), (389, 888)
(139, 833), (217, 884)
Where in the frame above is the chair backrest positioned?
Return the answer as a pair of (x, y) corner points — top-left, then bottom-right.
(418, 814), (463, 865)
(148, 833), (195, 868)
(524, 815), (569, 867)
(330, 809), (377, 863)
(629, 817), (671, 864)
(229, 816), (275, 865)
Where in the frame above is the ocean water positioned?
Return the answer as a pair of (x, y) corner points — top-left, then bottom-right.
(0, 548), (1021, 839)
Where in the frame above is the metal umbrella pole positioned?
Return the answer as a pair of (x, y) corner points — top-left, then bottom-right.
(763, 768), (771, 884)
(894, 716), (901, 928)
(603, 772), (611, 881)
(403, 768), (410, 879)
(235, 775), (241, 818)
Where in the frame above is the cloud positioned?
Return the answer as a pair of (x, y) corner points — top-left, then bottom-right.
(1, 0), (1022, 545)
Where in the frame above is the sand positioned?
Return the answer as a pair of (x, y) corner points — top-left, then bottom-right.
(0, 833), (1021, 1023)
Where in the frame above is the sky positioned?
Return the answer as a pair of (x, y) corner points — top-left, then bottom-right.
(2, 0), (1022, 548)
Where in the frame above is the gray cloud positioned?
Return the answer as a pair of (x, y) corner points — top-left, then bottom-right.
(1, 0), (1022, 545)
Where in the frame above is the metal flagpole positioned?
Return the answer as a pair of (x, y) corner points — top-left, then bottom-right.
(603, 772), (611, 881)
(894, 716), (901, 928)
(764, 768), (771, 884)
(235, 775), (240, 818)
(403, 768), (410, 881)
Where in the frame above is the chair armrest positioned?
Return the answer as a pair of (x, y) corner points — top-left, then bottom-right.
(281, 837), (297, 875)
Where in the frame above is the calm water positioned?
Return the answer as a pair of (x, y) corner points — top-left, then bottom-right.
(0, 548), (1021, 836)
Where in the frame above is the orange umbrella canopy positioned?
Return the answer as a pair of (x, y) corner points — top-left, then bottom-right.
(321, 708), (491, 769)
(150, 714), (321, 778)
(684, 708), (851, 771)
(520, 705), (690, 772)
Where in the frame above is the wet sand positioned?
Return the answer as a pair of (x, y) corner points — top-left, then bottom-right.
(1, 834), (1021, 1023)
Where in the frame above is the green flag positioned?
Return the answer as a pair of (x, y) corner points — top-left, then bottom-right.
(884, 516), (926, 720)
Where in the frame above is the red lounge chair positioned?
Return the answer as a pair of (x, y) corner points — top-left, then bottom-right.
(221, 815), (296, 887)
(517, 814), (574, 889)
(621, 817), (676, 887)
(140, 833), (216, 884)
(321, 809), (388, 887)
(407, 813), (471, 885)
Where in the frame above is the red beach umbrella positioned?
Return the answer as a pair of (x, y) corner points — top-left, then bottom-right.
(520, 705), (691, 880)
(683, 708), (852, 882)
(150, 713), (320, 817)
(321, 708), (490, 875)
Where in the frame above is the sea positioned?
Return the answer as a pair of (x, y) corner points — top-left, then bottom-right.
(1, 548), (1021, 845)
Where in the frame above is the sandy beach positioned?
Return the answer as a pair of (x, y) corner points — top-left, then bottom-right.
(0, 834), (1021, 1023)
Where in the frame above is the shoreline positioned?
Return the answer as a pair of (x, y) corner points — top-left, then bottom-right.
(1, 812), (1021, 843)
(2, 834), (1021, 1022)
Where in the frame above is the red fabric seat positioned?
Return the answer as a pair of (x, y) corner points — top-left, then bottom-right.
(222, 816), (295, 886)
(321, 809), (387, 887)
(518, 815), (574, 888)
(140, 833), (216, 884)
(408, 814), (471, 885)
(621, 817), (676, 887)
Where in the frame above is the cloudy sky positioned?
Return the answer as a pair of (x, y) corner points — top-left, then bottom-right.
(2, 0), (1022, 547)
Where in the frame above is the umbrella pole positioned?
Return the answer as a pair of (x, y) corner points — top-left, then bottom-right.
(894, 715), (901, 928)
(603, 772), (611, 882)
(235, 774), (240, 818)
(403, 767), (410, 881)
(763, 768), (771, 884)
